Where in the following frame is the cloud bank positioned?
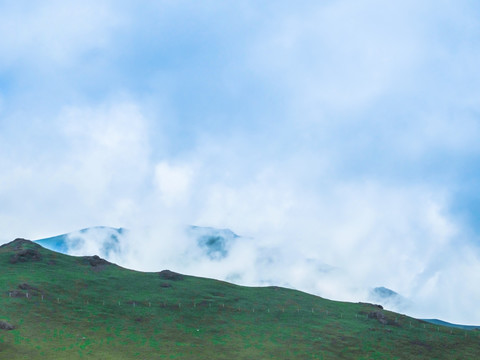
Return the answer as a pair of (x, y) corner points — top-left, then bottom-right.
(1, 0), (480, 324)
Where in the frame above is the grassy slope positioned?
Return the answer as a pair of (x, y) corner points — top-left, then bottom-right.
(0, 239), (478, 359)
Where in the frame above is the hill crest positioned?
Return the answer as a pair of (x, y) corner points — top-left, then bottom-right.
(1, 237), (479, 359)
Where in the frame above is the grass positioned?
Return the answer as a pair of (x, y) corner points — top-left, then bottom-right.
(0, 238), (479, 359)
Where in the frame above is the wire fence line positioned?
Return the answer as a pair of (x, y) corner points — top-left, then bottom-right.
(2, 291), (479, 338)
(6, 290), (353, 316)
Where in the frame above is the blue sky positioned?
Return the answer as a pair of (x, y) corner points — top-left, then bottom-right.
(1, 0), (480, 323)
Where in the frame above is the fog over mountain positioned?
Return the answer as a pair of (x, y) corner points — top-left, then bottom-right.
(31, 226), (446, 323)
(1, 1), (480, 325)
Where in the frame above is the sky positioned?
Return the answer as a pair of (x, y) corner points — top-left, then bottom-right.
(1, 0), (480, 324)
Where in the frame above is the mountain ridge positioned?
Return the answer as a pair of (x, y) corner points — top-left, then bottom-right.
(1, 237), (479, 359)
(30, 227), (470, 326)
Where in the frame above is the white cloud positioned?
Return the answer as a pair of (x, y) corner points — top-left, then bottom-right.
(0, 100), (151, 240)
(0, 0), (122, 68)
(250, 0), (426, 114)
(154, 162), (194, 206)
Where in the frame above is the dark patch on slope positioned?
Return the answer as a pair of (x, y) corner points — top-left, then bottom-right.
(358, 302), (383, 309)
(82, 255), (111, 267)
(18, 283), (37, 291)
(9, 249), (42, 264)
(18, 283), (42, 295)
(158, 270), (184, 281)
(357, 302), (400, 326)
(5, 239), (43, 264)
(0, 321), (14, 331)
(6, 283), (43, 298)
(368, 311), (389, 325)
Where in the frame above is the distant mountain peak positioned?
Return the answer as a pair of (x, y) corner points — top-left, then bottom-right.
(34, 226), (124, 258)
(33, 225), (243, 262)
(372, 286), (399, 298)
(368, 286), (410, 313)
(187, 225), (241, 261)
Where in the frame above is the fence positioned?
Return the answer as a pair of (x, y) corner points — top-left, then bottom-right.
(2, 290), (478, 339)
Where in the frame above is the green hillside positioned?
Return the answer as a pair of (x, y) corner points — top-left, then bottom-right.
(0, 238), (478, 359)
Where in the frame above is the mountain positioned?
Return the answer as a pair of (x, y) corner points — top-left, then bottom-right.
(34, 226), (125, 256)
(368, 286), (411, 312)
(187, 225), (240, 260)
(34, 225), (240, 261)
(1, 238), (479, 359)
(422, 319), (480, 331)
(372, 286), (399, 299)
